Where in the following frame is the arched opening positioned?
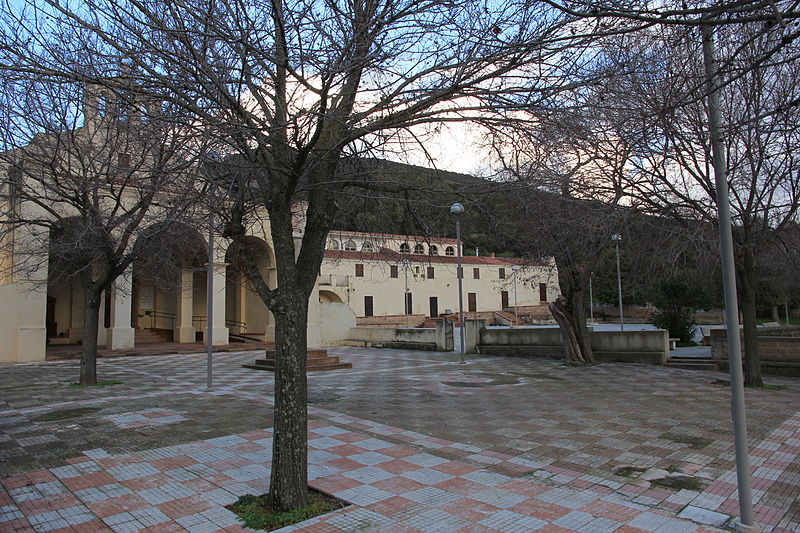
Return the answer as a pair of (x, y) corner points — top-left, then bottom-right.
(46, 217), (90, 345)
(445, 246), (455, 256)
(413, 243), (425, 254)
(343, 240), (357, 251)
(225, 236), (275, 342)
(133, 223), (206, 343)
(319, 289), (343, 303)
(327, 239), (340, 250)
(429, 244), (438, 255)
(399, 242), (410, 253)
(362, 242), (374, 252)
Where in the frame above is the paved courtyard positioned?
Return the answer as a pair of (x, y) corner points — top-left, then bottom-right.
(1, 346), (798, 532)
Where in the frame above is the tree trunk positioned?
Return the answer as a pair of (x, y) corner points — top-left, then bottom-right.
(80, 288), (102, 386)
(549, 289), (595, 365)
(268, 291), (309, 512)
(737, 248), (763, 387)
(770, 306), (780, 323)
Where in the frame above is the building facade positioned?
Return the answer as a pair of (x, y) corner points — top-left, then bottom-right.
(319, 230), (559, 319)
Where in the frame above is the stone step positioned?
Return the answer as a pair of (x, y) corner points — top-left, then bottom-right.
(243, 361), (353, 372)
(666, 358), (719, 371)
(254, 355), (342, 366)
(263, 348), (329, 359)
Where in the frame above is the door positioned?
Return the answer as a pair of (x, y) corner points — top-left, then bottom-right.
(468, 292), (477, 312)
(501, 290), (509, 310)
(429, 296), (438, 318)
(539, 283), (547, 302)
(405, 292), (413, 314)
(364, 296), (374, 317)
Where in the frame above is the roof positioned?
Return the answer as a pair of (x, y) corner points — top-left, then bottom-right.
(323, 248), (546, 267)
(328, 229), (458, 245)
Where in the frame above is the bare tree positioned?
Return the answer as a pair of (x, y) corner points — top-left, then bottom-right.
(0, 76), (204, 385)
(609, 24), (800, 386)
(0, 0), (618, 511)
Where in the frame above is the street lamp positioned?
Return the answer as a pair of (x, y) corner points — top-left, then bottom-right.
(611, 234), (623, 332)
(402, 258), (410, 328)
(589, 271), (594, 324)
(511, 265), (519, 326)
(451, 202), (466, 363)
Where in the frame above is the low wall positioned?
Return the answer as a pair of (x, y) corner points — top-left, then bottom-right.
(343, 326), (439, 350)
(356, 314), (426, 328)
(319, 302), (357, 346)
(475, 324), (668, 365)
(711, 326), (800, 376)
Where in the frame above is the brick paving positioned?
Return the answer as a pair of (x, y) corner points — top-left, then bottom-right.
(0, 346), (798, 532)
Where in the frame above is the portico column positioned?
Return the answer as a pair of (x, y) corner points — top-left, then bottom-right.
(108, 268), (135, 349)
(204, 253), (228, 346)
(68, 282), (84, 342)
(174, 269), (195, 343)
(264, 266), (276, 342)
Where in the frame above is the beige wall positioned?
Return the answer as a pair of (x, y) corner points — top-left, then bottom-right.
(319, 255), (559, 318)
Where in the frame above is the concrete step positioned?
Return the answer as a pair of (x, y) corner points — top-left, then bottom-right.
(243, 361), (353, 372)
(254, 355), (342, 366)
(243, 347), (352, 373)
(666, 357), (719, 371)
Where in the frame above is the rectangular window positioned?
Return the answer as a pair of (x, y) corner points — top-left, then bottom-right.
(390, 265), (398, 278)
(427, 266), (435, 279)
(499, 268), (505, 279)
(355, 263), (364, 277)
(364, 296), (373, 317)
(117, 153), (131, 168)
(473, 268), (480, 279)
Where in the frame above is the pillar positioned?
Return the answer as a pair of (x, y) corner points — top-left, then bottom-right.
(264, 266), (276, 342)
(436, 319), (454, 352)
(96, 292), (107, 346)
(13, 223), (48, 362)
(174, 269), (195, 343)
(204, 259), (229, 346)
(68, 282), (83, 342)
(464, 318), (485, 354)
(108, 268), (135, 349)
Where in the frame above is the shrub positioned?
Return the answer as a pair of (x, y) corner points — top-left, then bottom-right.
(651, 307), (697, 343)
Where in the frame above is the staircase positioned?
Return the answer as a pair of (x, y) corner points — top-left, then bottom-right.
(243, 348), (352, 373)
(666, 355), (719, 371)
(135, 329), (172, 344)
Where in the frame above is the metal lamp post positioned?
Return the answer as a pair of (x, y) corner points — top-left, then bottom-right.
(589, 271), (594, 324)
(611, 234), (624, 332)
(511, 265), (519, 326)
(451, 202), (466, 363)
(402, 258), (410, 328)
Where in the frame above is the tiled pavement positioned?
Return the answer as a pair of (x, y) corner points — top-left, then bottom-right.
(0, 346), (798, 532)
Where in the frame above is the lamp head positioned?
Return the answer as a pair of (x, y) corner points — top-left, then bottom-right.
(450, 202), (465, 216)
(611, 233), (622, 241)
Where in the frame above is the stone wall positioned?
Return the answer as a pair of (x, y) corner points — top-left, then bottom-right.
(711, 326), (800, 376)
(475, 324), (668, 365)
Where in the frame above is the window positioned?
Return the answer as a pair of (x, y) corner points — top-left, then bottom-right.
(445, 246), (455, 256)
(499, 268), (505, 279)
(427, 266), (435, 279)
(362, 242), (374, 252)
(117, 153), (131, 168)
(399, 242), (410, 253)
(344, 240), (357, 251)
(327, 240), (340, 250)
(355, 264), (364, 277)
(429, 245), (438, 255)
(390, 265), (398, 278)
(413, 243), (425, 254)
(473, 268), (480, 279)
(414, 266), (420, 274)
